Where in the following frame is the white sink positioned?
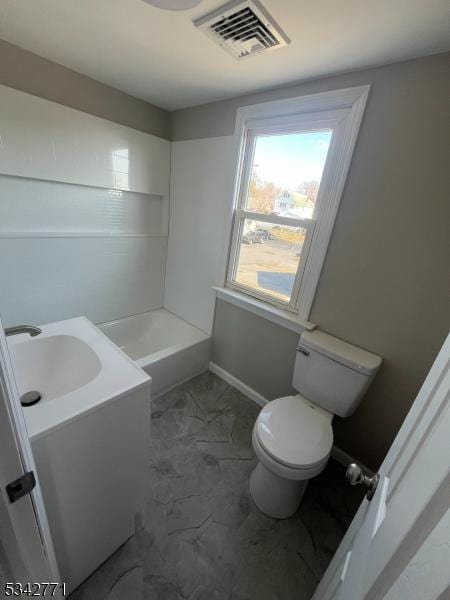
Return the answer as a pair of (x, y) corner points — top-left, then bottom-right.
(7, 316), (150, 440)
(10, 334), (101, 402)
(7, 316), (152, 593)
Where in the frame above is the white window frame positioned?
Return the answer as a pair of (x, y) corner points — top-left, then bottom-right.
(225, 85), (370, 322)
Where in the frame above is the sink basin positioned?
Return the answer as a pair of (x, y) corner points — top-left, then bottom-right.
(6, 316), (152, 594)
(9, 334), (101, 402)
(7, 316), (150, 440)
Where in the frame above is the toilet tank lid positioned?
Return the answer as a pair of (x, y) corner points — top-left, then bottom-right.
(300, 330), (382, 376)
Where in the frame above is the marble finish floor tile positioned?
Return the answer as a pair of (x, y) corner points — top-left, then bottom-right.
(69, 371), (364, 600)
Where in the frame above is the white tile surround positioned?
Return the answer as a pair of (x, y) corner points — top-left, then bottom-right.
(0, 175), (166, 236)
(0, 235), (166, 327)
(0, 85), (170, 196)
(0, 86), (170, 328)
(0, 87), (236, 335)
(0, 174), (167, 326)
(164, 137), (234, 334)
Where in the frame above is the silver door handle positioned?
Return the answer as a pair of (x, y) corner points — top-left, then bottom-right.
(346, 463), (379, 501)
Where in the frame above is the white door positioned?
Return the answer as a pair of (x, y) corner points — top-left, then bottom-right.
(0, 317), (61, 594)
(313, 333), (450, 600)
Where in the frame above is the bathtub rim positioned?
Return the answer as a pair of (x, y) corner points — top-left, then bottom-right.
(98, 308), (210, 369)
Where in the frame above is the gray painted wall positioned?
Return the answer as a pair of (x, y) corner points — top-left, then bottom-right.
(0, 40), (170, 139)
(212, 299), (299, 400)
(206, 53), (450, 470)
(171, 53), (449, 140)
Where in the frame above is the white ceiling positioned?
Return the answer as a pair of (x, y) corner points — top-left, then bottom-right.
(0, 0), (448, 111)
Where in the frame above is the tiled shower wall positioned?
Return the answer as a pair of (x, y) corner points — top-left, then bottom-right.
(0, 176), (167, 327)
(0, 85), (170, 328)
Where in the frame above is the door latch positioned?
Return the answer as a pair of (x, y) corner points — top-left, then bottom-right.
(6, 471), (36, 503)
(346, 463), (379, 501)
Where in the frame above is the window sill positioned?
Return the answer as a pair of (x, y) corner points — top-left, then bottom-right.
(213, 286), (316, 335)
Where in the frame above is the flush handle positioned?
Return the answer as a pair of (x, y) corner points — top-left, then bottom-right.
(297, 347), (309, 356)
(346, 463), (379, 501)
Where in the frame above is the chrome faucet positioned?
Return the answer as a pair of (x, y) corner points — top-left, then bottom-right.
(4, 325), (42, 338)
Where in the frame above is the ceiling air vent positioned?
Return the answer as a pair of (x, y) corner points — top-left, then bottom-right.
(193, 0), (290, 60)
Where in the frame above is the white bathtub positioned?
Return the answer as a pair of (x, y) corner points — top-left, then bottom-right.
(99, 309), (210, 397)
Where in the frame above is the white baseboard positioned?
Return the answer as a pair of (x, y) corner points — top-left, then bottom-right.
(209, 362), (268, 408)
(208, 361), (374, 475)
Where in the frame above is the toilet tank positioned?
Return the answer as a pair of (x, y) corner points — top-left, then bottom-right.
(293, 330), (382, 417)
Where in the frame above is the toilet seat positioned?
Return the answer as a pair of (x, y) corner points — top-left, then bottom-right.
(255, 395), (333, 470)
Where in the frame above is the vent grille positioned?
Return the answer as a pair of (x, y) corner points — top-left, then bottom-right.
(194, 0), (290, 60)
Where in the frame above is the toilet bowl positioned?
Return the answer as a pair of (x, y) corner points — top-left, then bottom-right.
(250, 394), (333, 518)
(248, 329), (382, 519)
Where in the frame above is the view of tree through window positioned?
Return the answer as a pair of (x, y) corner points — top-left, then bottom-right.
(246, 131), (332, 215)
(234, 130), (332, 305)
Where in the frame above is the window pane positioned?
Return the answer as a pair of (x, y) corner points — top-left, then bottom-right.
(246, 130), (332, 217)
(233, 219), (308, 304)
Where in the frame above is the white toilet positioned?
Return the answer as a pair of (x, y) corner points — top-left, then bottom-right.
(249, 329), (381, 519)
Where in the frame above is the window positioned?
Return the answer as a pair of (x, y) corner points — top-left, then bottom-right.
(230, 129), (332, 308)
(226, 87), (370, 320)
